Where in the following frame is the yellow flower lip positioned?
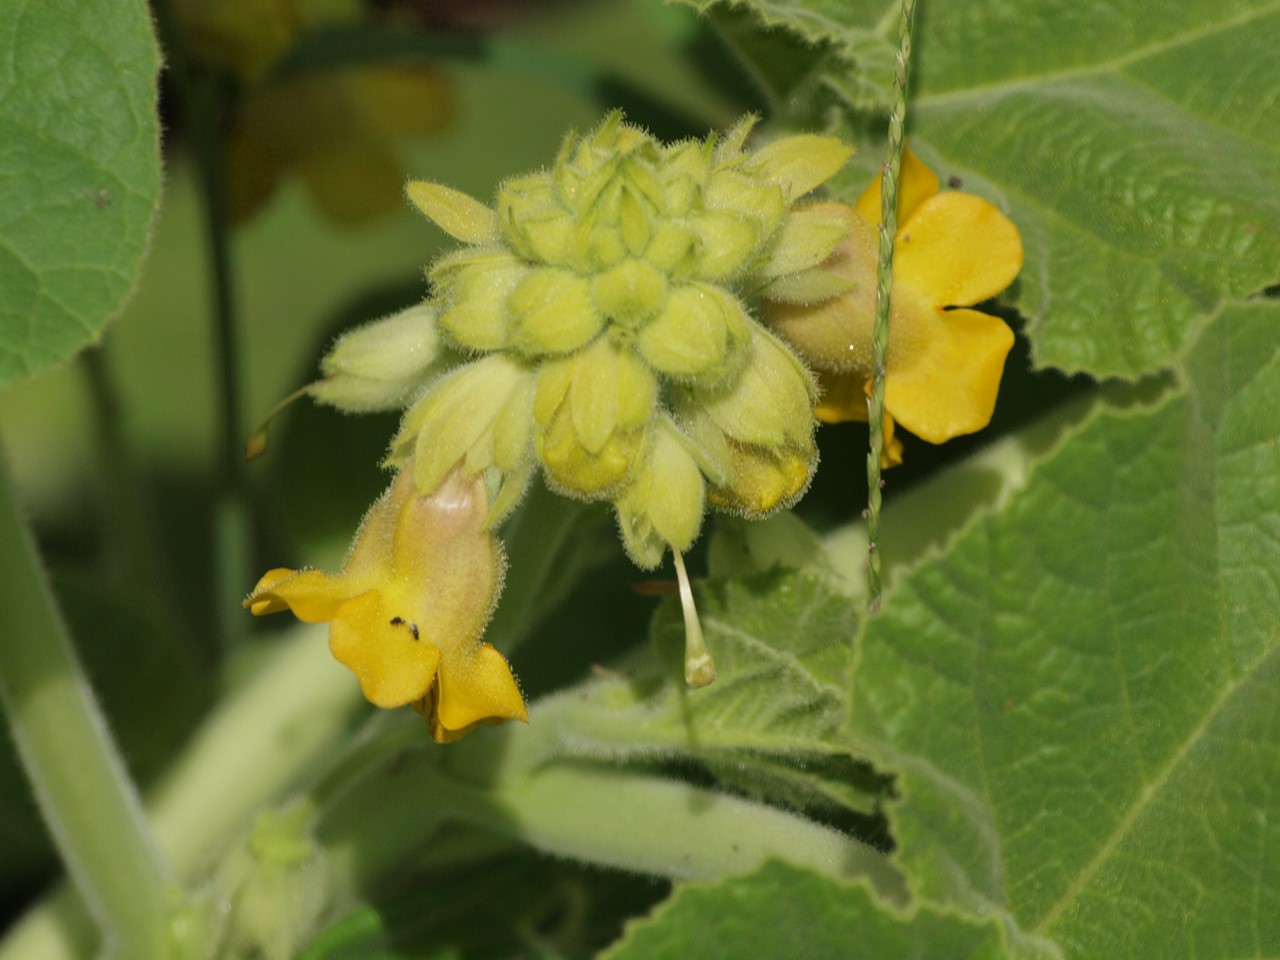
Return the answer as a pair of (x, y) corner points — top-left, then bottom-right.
(764, 145), (1023, 458)
(244, 465), (527, 743)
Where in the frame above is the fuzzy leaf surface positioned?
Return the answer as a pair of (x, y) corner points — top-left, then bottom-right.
(848, 300), (1280, 957)
(602, 860), (1008, 960)
(695, 0), (1280, 378)
(0, 0), (161, 386)
(535, 570), (885, 814)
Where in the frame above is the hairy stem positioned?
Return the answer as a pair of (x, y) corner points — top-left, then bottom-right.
(317, 749), (906, 906)
(0, 449), (174, 959)
(866, 0), (918, 611)
(0, 624), (364, 960)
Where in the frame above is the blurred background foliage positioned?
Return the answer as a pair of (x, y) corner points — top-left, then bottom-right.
(0, 0), (774, 932)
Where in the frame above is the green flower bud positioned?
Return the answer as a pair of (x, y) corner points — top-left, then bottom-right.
(704, 169), (785, 240)
(760, 205), (851, 279)
(644, 221), (699, 276)
(615, 417), (705, 568)
(311, 303), (442, 412)
(706, 438), (814, 515)
(678, 325), (817, 515)
(750, 134), (855, 203)
(431, 248), (528, 351)
(391, 111), (854, 561)
(406, 180), (499, 245)
(534, 336), (656, 497)
(697, 325), (816, 449)
(689, 208), (763, 281)
(636, 282), (750, 382)
(212, 805), (326, 960)
(592, 257), (668, 328)
(577, 217), (628, 271)
(391, 354), (535, 519)
(508, 267), (602, 356)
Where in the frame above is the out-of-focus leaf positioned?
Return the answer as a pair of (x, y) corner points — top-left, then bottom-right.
(848, 299), (1280, 956)
(601, 859), (1008, 960)
(298, 851), (667, 960)
(0, 0), (161, 387)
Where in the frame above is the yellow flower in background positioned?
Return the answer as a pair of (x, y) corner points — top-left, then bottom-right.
(175, 0), (300, 84)
(245, 466), (526, 743)
(227, 66), (455, 224)
(764, 147), (1023, 461)
(174, 0), (455, 224)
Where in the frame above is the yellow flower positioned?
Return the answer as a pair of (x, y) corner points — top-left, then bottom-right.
(227, 66), (455, 224)
(764, 147), (1022, 460)
(244, 465), (526, 743)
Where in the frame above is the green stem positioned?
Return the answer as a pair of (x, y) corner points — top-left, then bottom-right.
(153, 0), (252, 646)
(0, 623), (365, 960)
(0, 448), (174, 959)
(80, 350), (204, 664)
(866, 0), (918, 612)
(316, 749), (906, 905)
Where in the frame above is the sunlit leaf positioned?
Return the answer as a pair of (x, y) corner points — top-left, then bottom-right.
(849, 300), (1280, 956)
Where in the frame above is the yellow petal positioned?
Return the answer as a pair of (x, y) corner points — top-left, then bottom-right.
(896, 192), (1023, 308)
(245, 568), (362, 622)
(814, 370), (868, 424)
(329, 592), (443, 708)
(432, 642), (528, 739)
(884, 307), (1014, 444)
(855, 145), (939, 228)
(812, 376), (902, 467)
(244, 567), (300, 615)
(881, 411), (904, 468)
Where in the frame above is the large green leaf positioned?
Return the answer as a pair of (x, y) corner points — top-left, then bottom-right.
(689, 0), (1280, 379)
(691, 3), (897, 112)
(601, 860), (1008, 960)
(0, 0), (161, 387)
(848, 299), (1280, 956)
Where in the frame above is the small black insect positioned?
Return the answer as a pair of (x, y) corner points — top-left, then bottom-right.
(947, 175), (963, 189)
(389, 616), (420, 641)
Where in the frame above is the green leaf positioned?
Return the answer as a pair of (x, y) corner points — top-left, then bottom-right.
(848, 300), (1280, 956)
(908, 0), (1280, 377)
(701, 5), (895, 114)
(534, 569), (885, 815)
(602, 860), (1008, 960)
(0, 1), (161, 387)
(704, 0), (1280, 378)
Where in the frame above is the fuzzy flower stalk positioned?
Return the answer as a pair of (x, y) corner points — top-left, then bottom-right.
(249, 112), (855, 717)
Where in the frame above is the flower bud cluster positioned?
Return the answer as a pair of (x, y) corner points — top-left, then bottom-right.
(319, 112), (852, 567)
